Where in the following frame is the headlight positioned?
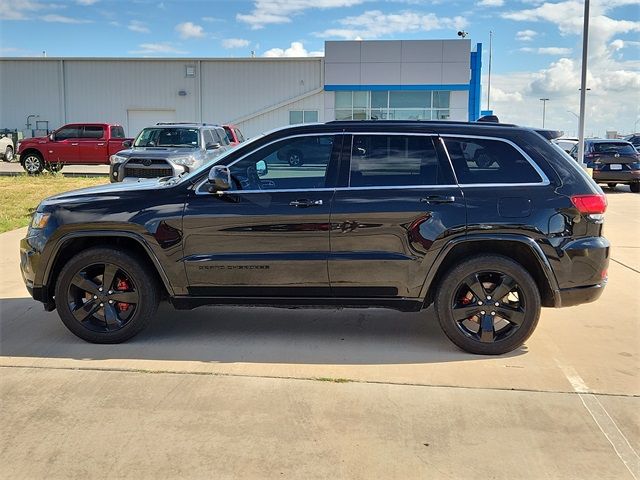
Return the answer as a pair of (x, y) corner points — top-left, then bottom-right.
(171, 156), (197, 167)
(31, 212), (50, 229)
(110, 154), (128, 164)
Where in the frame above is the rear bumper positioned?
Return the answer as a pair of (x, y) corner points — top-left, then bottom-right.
(555, 283), (606, 308)
(593, 170), (640, 183)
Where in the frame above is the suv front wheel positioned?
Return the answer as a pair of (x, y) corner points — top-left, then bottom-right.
(54, 247), (160, 343)
(434, 254), (541, 355)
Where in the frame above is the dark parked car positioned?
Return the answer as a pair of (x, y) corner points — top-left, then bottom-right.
(21, 120), (609, 355)
(623, 134), (640, 149)
(570, 139), (640, 192)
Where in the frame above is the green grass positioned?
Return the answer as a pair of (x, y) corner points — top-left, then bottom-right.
(0, 174), (108, 233)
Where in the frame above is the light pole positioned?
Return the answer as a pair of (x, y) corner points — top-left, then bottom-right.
(540, 98), (549, 128)
(577, 0), (590, 167)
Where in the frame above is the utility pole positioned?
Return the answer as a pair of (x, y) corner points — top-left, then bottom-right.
(540, 98), (549, 128)
(577, 0), (590, 167)
(487, 30), (493, 111)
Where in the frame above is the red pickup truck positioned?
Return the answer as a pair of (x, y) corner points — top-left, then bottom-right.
(18, 123), (133, 174)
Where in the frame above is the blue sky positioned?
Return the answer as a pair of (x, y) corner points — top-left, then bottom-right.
(1, 0), (639, 134)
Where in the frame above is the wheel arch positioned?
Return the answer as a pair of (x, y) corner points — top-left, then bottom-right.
(43, 232), (174, 303)
(422, 235), (560, 308)
(19, 148), (44, 164)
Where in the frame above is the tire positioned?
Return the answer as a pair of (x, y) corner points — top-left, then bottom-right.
(474, 153), (494, 168)
(3, 146), (13, 162)
(54, 247), (160, 343)
(434, 254), (541, 355)
(287, 150), (304, 167)
(631, 183), (640, 193)
(607, 183), (617, 190)
(22, 152), (44, 175)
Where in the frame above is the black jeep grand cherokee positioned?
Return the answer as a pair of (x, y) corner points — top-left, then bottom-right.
(20, 121), (609, 355)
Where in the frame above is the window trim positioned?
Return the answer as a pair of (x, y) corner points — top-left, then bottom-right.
(441, 134), (550, 187)
(194, 131), (550, 195)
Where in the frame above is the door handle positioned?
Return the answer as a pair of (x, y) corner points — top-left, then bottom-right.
(97, 143), (105, 146)
(289, 199), (323, 207)
(420, 195), (456, 204)
(71, 143), (79, 146)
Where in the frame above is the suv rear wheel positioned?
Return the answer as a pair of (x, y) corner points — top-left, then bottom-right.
(287, 150), (304, 167)
(54, 247), (159, 343)
(3, 145), (13, 162)
(434, 255), (541, 355)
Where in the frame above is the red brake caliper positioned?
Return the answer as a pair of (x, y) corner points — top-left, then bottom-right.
(115, 278), (130, 312)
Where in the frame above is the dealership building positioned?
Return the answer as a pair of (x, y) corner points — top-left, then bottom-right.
(0, 39), (482, 139)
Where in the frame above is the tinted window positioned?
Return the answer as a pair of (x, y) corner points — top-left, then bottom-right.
(349, 135), (451, 187)
(82, 126), (104, 139)
(228, 135), (337, 191)
(110, 126), (125, 138)
(592, 142), (636, 155)
(444, 137), (543, 184)
(218, 128), (230, 146)
(234, 128), (245, 142)
(55, 127), (81, 140)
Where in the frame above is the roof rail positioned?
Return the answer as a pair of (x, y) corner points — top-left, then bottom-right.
(155, 122), (220, 126)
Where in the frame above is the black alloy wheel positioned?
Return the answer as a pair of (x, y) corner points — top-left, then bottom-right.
(55, 247), (159, 343)
(66, 262), (139, 333)
(435, 255), (541, 355)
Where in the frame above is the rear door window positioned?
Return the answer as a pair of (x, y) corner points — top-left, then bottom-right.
(444, 137), (544, 184)
(349, 134), (454, 187)
(82, 126), (104, 139)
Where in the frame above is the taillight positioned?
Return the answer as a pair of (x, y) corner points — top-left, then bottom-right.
(571, 194), (607, 214)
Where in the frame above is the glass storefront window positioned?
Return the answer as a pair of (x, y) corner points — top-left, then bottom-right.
(333, 90), (451, 121)
(335, 91), (352, 108)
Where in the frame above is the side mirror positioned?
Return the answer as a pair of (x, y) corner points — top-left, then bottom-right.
(122, 140), (132, 149)
(206, 142), (221, 150)
(49, 133), (55, 141)
(256, 160), (268, 177)
(207, 165), (231, 192)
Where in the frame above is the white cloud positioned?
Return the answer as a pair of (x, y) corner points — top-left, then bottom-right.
(263, 41), (323, 57)
(520, 46), (573, 55)
(76, 0), (98, 5)
(129, 42), (188, 55)
(477, 0), (504, 6)
(516, 29), (537, 41)
(222, 38), (250, 49)
(315, 10), (468, 39)
(0, 0), (61, 20)
(42, 14), (92, 24)
(237, 0), (365, 29)
(128, 20), (150, 33)
(175, 22), (205, 39)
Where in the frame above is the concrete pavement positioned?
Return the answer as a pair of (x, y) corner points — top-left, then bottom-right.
(0, 161), (108, 176)
(1, 190), (638, 479)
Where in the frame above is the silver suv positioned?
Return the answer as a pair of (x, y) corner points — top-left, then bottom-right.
(109, 123), (230, 182)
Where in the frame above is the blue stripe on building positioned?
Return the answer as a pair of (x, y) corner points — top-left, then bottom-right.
(468, 42), (482, 122)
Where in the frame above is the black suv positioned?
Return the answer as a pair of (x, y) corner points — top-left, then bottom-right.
(20, 121), (609, 355)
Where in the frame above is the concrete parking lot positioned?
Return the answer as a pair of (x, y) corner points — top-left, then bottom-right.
(1, 189), (638, 479)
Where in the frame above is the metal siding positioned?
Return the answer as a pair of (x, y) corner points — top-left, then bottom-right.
(0, 60), (62, 131)
(200, 59), (322, 125)
(64, 60), (199, 132)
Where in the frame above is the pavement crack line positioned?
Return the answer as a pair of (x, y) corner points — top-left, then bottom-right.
(555, 360), (640, 479)
(610, 257), (640, 275)
(0, 363), (638, 399)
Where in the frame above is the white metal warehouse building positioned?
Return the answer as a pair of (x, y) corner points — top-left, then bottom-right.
(0, 39), (482, 139)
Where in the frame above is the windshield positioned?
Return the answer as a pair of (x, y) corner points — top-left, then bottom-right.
(593, 142), (636, 155)
(172, 133), (266, 184)
(134, 127), (200, 148)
